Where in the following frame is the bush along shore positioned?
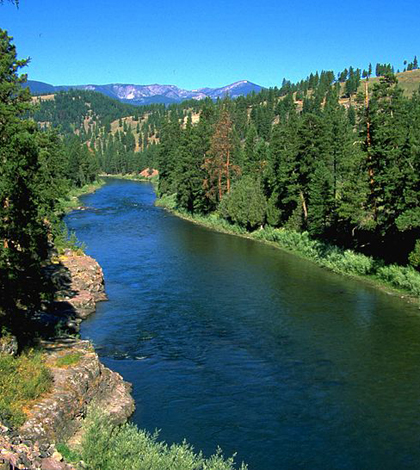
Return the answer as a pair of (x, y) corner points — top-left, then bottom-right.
(59, 178), (106, 214)
(156, 194), (420, 304)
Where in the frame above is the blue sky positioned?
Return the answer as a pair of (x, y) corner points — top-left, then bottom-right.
(1, 0), (419, 89)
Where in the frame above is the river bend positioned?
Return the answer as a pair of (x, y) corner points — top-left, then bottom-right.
(66, 179), (420, 469)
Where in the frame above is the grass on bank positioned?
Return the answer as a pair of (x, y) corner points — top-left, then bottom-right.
(54, 222), (86, 255)
(0, 347), (51, 427)
(74, 409), (247, 470)
(59, 179), (106, 214)
(156, 195), (420, 301)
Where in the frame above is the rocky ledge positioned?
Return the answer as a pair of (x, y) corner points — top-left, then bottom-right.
(1, 251), (135, 469)
(20, 338), (135, 446)
(33, 250), (108, 336)
(48, 250), (107, 324)
(0, 425), (73, 470)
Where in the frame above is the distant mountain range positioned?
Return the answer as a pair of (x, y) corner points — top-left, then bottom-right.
(25, 80), (264, 105)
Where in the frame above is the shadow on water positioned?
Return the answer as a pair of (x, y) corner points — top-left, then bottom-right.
(66, 179), (420, 470)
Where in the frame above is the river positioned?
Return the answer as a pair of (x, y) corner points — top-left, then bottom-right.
(65, 178), (420, 469)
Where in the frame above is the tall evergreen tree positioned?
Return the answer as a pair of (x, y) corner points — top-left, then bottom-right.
(0, 30), (65, 317)
(203, 109), (238, 205)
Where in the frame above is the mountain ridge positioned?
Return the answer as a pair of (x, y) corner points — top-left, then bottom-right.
(25, 80), (264, 105)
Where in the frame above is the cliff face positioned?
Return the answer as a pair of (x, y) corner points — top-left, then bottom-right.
(0, 251), (135, 469)
(1, 338), (134, 469)
(51, 251), (108, 322)
(20, 338), (135, 445)
(30, 251), (135, 444)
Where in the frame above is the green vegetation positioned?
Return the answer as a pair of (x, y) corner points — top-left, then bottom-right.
(0, 30), (104, 325)
(252, 228), (420, 296)
(151, 72), (420, 299)
(54, 223), (86, 255)
(58, 178), (106, 214)
(0, 349), (51, 426)
(0, 29), (63, 318)
(34, 89), (163, 174)
(158, 197), (420, 299)
(55, 351), (83, 367)
(78, 410), (247, 470)
(55, 443), (82, 465)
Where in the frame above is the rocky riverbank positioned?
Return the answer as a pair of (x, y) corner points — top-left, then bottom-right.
(0, 251), (135, 469)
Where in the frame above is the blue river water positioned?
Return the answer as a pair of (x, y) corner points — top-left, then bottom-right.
(66, 178), (420, 469)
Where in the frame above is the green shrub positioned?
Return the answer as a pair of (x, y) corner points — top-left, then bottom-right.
(54, 222), (86, 255)
(376, 264), (420, 296)
(0, 350), (52, 426)
(253, 228), (374, 274)
(80, 410), (247, 470)
(56, 443), (81, 464)
(219, 176), (267, 230)
(155, 193), (178, 210)
(323, 249), (374, 276)
(409, 240), (420, 269)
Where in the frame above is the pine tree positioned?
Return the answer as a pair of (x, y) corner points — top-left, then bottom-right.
(243, 124), (258, 175)
(156, 115), (182, 195)
(0, 30), (65, 317)
(358, 74), (409, 245)
(266, 118), (300, 228)
(175, 117), (209, 213)
(203, 109), (238, 204)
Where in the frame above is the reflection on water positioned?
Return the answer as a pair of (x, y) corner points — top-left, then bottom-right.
(66, 179), (420, 470)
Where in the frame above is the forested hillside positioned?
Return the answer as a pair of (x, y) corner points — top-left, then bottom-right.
(29, 56), (420, 272)
(155, 73), (420, 268)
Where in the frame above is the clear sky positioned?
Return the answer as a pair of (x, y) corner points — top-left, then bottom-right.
(1, 0), (419, 89)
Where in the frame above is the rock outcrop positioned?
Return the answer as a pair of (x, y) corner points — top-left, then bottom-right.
(0, 250), (135, 469)
(36, 251), (108, 335)
(20, 338), (135, 445)
(139, 168), (159, 178)
(52, 250), (107, 320)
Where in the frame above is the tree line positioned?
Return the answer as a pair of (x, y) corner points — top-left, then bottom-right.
(31, 51), (420, 269)
(156, 75), (420, 268)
